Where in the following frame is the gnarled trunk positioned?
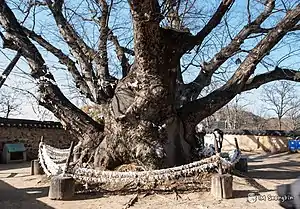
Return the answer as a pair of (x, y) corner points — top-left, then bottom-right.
(90, 57), (192, 169)
(92, 113), (191, 170)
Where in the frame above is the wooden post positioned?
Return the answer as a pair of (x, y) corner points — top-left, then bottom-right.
(214, 137), (222, 175)
(217, 157), (223, 175)
(63, 141), (75, 176)
(234, 137), (240, 151)
(31, 159), (44, 175)
(48, 175), (75, 200)
(219, 135), (223, 153)
(233, 137), (248, 172)
(211, 173), (233, 199)
(48, 141), (76, 200)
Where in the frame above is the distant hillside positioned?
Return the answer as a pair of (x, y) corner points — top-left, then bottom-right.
(205, 107), (298, 131)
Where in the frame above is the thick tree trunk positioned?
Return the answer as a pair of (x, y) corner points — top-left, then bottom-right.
(87, 1), (193, 170)
(93, 114), (191, 170)
(90, 62), (191, 169)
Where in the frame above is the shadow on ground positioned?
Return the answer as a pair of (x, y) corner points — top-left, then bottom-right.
(0, 162), (31, 171)
(73, 192), (104, 201)
(248, 152), (295, 162)
(232, 189), (273, 199)
(245, 152), (300, 180)
(247, 170), (299, 180)
(0, 180), (54, 209)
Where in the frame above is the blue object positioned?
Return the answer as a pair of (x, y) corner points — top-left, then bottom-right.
(288, 140), (297, 151)
(297, 140), (300, 150)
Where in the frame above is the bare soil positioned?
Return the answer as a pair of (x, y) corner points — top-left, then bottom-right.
(0, 151), (299, 209)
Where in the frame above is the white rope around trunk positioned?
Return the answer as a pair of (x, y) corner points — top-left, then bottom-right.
(38, 142), (241, 185)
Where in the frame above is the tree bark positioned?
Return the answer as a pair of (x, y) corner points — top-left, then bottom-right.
(93, 113), (191, 169)
(278, 117), (282, 130)
(85, 0), (194, 169)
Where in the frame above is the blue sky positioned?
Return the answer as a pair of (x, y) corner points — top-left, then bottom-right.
(1, 0), (300, 120)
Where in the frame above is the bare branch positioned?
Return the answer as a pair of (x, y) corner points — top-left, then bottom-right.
(0, 0), (104, 148)
(21, 26), (95, 101)
(181, 0), (235, 53)
(96, 0), (111, 78)
(108, 30), (131, 77)
(196, 0), (275, 80)
(242, 67), (300, 92)
(45, 0), (99, 100)
(0, 51), (21, 88)
(179, 3), (300, 138)
(224, 4), (300, 91)
(165, 0), (181, 29)
(177, 0), (275, 105)
(247, 0), (251, 24)
(254, 24), (300, 33)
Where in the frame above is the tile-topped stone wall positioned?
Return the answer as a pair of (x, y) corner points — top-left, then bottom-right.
(0, 118), (76, 161)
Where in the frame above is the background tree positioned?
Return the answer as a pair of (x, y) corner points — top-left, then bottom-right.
(261, 81), (299, 130)
(223, 95), (250, 129)
(252, 108), (269, 130)
(0, 88), (21, 118)
(1, 0), (300, 169)
(286, 100), (300, 131)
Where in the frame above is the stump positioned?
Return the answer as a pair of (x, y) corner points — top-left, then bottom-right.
(211, 174), (233, 199)
(235, 156), (248, 172)
(31, 160), (44, 175)
(48, 176), (75, 200)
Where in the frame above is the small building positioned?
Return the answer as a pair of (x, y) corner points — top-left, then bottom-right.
(1, 143), (27, 163)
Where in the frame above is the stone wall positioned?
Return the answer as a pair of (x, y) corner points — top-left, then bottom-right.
(204, 129), (300, 153)
(0, 118), (76, 161)
(1, 118), (299, 161)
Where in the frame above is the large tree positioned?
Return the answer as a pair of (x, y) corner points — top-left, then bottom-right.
(1, 0), (300, 169)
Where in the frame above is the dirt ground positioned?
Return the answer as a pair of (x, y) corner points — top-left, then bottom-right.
(0, 151), (299, 209)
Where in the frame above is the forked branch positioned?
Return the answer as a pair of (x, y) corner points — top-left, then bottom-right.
(180, 3), (300, 138)
(178, 0), (275, 104)
(21, 26), (95, 101)
(0, 0), (105, 148)
(45, 0), (99, 100)
(181, 0), (235, 54)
